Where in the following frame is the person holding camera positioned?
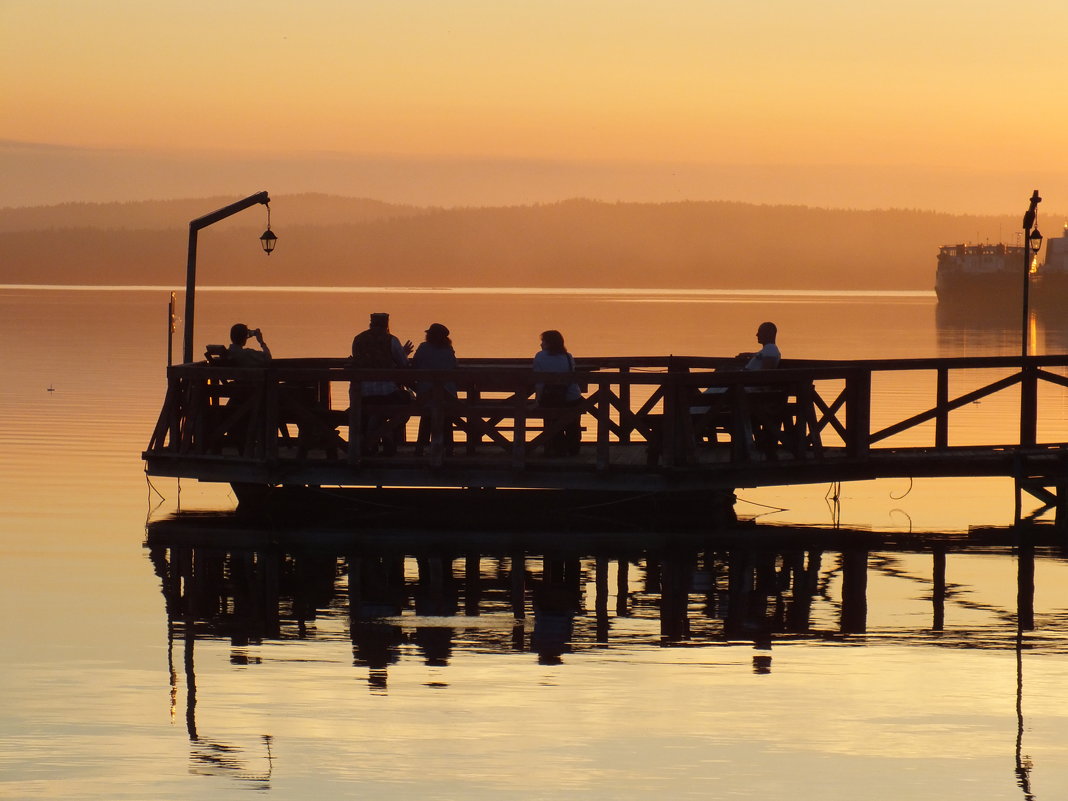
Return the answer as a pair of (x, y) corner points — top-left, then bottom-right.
(227, 323), (272, 366)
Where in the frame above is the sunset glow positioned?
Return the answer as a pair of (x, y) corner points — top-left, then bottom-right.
(3, 1), (1067, 210)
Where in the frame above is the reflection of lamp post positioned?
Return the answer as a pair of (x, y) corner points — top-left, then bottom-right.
(182, 191), (274, 364)
(1021, 190), (1043, 358)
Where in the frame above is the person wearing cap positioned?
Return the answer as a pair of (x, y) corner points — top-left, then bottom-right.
(411, 323), (458, 454)
(226, 323), (271, 366)
(412, 323), (457, 376)
(350, 313), (414, 455)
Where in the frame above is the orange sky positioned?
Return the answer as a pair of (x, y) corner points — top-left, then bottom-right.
(3, 1), (1067, 211)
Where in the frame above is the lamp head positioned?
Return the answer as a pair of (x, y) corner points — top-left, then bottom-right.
(1029, 227), (1044, 255)
(260, 228), (277, 255)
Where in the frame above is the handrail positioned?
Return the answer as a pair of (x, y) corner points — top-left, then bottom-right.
(146, 354), (1068, 478)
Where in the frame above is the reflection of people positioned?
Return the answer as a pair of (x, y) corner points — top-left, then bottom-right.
(412, 323), (458, 454)
(350, 313), (413, 455)
(533, 329), (582, 456)
(227, 323), (271, 365)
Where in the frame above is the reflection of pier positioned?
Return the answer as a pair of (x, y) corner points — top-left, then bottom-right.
(144, 355), (1068, 523)
(148, 520), (1060, 797)
(147, 519), (1060, 685)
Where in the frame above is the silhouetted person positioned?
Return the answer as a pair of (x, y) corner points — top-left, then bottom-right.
(737, 321), (780, 370)
(350, 312), (413, 455)
(227, 323), (271, 366)
(533, 329), (582, 456)
(691, 320), (782, 414)
(411, 322), (458, 455)
(214, 323), (272, 453)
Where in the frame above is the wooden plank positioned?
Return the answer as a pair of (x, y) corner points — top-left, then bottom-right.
(264, 375), (279, 462)
(596, 384), (611, 470)
(347, 384), (362, 467)
(511, 391), (527, 469)
(1020, 364), (1038, 447)
(618, 367), (632, 443)
(935, 368), (949, 449)
(845, 370), (871, 458)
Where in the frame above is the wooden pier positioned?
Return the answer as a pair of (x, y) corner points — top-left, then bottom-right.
(143, 354), (1068, 522)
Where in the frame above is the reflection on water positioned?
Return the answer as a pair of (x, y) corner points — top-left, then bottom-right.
(147, 519), (1068, 673)
(143, 518), (1068, 797)
(936, 301), (1068, 357)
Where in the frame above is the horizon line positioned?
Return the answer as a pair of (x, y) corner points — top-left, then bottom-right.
(0, 284), (936, 299)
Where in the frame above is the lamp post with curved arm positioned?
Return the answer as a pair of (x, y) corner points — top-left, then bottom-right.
(182, 191), (274, 364)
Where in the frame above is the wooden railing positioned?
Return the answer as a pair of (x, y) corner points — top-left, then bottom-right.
(144, 355), (1068, 476)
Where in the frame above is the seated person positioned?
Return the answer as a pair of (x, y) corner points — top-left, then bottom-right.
(206, 324), (271, 453)
(739, 321), (780, 370)
(411, 322), (458, 454)
(533, 329), (582, 456)
(350, 312), (413, 455)
(226, 323), (271, 366)
(691, 321), (780, 414)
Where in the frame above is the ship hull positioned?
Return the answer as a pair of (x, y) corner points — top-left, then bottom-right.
(935, 270), (1025, 308)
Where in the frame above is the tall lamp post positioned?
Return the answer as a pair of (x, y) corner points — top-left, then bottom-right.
(182, 191), (276, 364)
(1021, 190), (1043, 358)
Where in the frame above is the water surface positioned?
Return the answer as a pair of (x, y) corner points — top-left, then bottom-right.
(2, 287), (1067, 800)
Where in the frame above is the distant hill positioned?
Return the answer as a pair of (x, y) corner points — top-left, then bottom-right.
(0, 195), (1043, 290)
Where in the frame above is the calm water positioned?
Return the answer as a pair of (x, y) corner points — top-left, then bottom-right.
(3, 286), (1068, 800)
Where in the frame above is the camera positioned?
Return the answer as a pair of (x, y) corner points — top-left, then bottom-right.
(248, 328), (261, 338)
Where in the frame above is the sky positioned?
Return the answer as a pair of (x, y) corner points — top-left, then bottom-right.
(3, 0), (1067, 212)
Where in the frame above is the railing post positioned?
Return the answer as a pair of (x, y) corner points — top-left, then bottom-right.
(348, 378), (363, 466)
(662, 373), (680, 467)
(512, 387), (527, 469)
(729, 385), (753, 462)
(1020, 362), (1038, 447)
(846, 369), (871, 458)
(429, 382), (446, 468)
(596, 381), (611, 470)
(618, 367), (632, 443)
(263, 372), (278, 462)
(935, 368), (949, 449)
(184, 376), (205, 454)
(163, 371), (182, 451)
(466, 384), (481, 456)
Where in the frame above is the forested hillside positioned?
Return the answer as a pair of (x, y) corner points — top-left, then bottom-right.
(0, 195), (1038, 290)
